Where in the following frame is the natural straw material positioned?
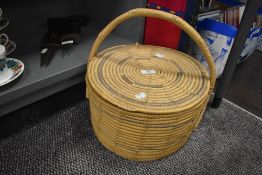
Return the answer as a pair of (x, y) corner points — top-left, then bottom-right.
(86, 8), (216, 161)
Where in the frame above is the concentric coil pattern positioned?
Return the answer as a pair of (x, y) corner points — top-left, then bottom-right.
(87, 45), (211, 161)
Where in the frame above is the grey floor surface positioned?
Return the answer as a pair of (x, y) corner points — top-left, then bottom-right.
(0, 83), (261, 175)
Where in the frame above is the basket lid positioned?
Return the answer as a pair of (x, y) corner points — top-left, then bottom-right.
(88, 45), (210, 114)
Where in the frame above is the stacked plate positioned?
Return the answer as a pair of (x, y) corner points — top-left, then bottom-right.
(0, 58), (24, 86)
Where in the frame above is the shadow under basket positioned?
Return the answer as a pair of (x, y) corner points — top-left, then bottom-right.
(86, 8), (216, 161)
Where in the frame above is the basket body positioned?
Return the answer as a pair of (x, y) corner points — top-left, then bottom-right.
(87, 45), (210, 161)
(86, 8), (215, 161)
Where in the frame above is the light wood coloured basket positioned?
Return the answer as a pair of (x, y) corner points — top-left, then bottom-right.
(86, 8), (216, 161)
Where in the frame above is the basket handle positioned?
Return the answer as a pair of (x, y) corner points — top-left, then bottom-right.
(89, 8), (216, 89)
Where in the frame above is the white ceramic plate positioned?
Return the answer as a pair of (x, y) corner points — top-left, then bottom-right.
(0, 58), (24, 86)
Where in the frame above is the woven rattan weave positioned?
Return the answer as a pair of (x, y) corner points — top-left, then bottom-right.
(86, 8), (216, 161)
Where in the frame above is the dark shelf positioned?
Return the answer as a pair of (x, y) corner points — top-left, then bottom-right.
(0, 0), (147, 117)
(0, 26), (137, 117)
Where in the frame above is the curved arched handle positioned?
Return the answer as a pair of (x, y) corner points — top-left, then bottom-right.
(88, 8), (216, 89)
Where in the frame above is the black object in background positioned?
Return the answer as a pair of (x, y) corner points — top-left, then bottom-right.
(178, 0), (200, 54)
(40, 19), (62, 66)
(212, 0), (262, 108)
(40, 15), (88, 67)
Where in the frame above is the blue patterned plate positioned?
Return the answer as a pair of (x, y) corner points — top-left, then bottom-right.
(0, 58), (24, 86)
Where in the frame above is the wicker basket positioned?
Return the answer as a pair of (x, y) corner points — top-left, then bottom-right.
(86, 8), (216, 161)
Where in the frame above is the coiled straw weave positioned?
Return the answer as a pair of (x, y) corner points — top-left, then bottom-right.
(86, 8), (216, 161)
